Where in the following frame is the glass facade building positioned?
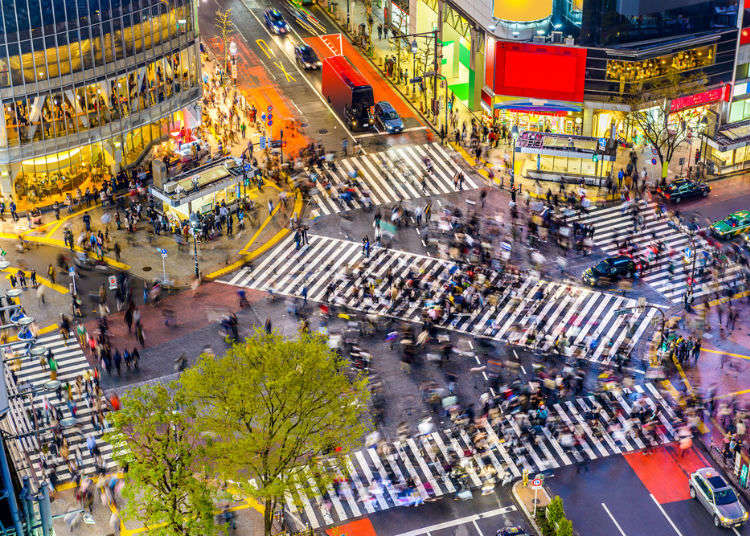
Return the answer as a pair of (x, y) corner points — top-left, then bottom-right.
(0, 0), (201, 208)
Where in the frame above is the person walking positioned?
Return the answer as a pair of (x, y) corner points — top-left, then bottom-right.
(362, 235), (370, 257)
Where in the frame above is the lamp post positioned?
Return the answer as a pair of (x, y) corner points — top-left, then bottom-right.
(228, 40), (238, 84)
(346, 0), (350, 29)
(189, 213), (200, 279)
(510, 125), (519, 190)
(411, 39), (418, 98)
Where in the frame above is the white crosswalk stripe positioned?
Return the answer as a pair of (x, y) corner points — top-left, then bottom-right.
(278, 385), (676, 529)
(572, 200), (748, 302)
(1, 333), (117, 486)
(308, 143), (477, 216)
(222, 235), (657, 366)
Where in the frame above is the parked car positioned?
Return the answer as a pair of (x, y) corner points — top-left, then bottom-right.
(582, 255), (640, 286)
(294, 44), (321, 70)
(656, 178), (710, 204)
(689, 467), (748, 528)
(264, 8), (288, 34)
(710, 209), (750, 239)
(373, 101), (404, 133)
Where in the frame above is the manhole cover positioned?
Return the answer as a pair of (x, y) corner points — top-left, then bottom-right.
(142, 266), (152, 272)
(318, 128), (328, 134)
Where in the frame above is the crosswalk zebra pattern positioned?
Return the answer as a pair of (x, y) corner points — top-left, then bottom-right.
(573, 200), (747, 302)
(309, 143), (477, 217)
(222, 234), (658, 365)
(283, 383), (677, 529)
(1, 333), (117, 486)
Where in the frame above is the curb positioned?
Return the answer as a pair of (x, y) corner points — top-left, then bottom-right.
(204, 190), (304, 281)
(511, 481), (545, 536)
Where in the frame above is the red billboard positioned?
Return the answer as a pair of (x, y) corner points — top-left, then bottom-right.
(669, 84), (731, 113)
(492, 42), (587, 102)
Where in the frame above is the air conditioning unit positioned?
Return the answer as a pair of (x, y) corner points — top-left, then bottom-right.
(551, 31), (563, 42)
(564, 35), (575, 45)
(533, 35), (546, 43)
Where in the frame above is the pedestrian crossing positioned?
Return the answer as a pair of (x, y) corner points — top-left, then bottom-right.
(222, 234), (658, 365)
(1, 332), (117, 486)
(573, 200), (748, 302)
(283, 383), (677, 529)
(309, 143), (477, 217)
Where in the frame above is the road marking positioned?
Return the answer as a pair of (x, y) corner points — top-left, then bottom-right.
(471, 520), (485, 536)
(275, 60), (296, 82)
(601, 503), (628, 536)
(650, 494), (684, 536)
(256, 39), (276, 59)
(353, 126), (428, 138)
(237, 0), (357, 143)
(391, 506), (516, 536)
(701, 347), (750, 360)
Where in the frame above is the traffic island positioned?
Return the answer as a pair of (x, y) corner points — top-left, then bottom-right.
(512, 480), (577, 536)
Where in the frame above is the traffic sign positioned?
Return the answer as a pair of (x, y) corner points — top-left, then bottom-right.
(159, 248), (168, 258)
(259, 136), (267, 149)
(531, 478), (543, 489)
(68, 267), (76, 276)
(651, 158), (657, 165)
(0, 249), (6, 257)
(108, 275), (118, 290)
(598, 137), (607, 150)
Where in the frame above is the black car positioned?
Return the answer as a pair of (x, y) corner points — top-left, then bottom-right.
(656, 178), (710, 204)
(582, 255), (639, 286)
(294, 44), (321, 70)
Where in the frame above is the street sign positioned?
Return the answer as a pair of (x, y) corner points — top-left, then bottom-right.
(68, 267), (75, 276)
(598, 137), (607, 150)
(409, 76), (422, 84)
(108, 275), (118, 290)
(259, 136), (267, 149)
(0, 249), (6, 257)
(159, 248), (168, 258)
(531, 478), (543, 489)
(651, 158), (657, 165)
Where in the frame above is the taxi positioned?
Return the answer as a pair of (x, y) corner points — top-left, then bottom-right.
(710, 210), (750, 239)
(689, 467), (748, 528)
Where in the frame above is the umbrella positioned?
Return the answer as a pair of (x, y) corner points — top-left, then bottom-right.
(385, 331), (399, 341)
(100, 213), (112, 224)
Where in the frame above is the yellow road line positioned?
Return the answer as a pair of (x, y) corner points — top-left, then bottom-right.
(701, 347), (750, 360)
(3, 268), (68, 294)
(240, 205), (283, 254)
(206, 192), (303, 280)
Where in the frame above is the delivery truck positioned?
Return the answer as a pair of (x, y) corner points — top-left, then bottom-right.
(322, 55), (374, 131)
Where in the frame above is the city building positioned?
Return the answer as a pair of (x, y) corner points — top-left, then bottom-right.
(0, 0), (202, 211)
(393, 0), (743, 144)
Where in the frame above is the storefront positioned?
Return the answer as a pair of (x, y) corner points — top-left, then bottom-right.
(513, 131), (616, 186)
(701, 119), (750, 175)
(149, 157), (246, 224)
(490, 100), (583, 134)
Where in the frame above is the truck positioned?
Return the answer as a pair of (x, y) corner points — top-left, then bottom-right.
(321, 55), (374, 131)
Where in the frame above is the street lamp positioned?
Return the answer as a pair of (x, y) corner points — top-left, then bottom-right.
(189, 213), (200, 279)
(411, 39), (418, 97)
(510, 125), (519, 190)
(228, 40), (238, 83)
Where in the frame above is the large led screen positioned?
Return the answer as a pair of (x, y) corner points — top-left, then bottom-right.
(493, 42), (587, 102)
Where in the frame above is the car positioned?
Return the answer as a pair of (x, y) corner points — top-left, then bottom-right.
(710, 209), (750, 239)
(294, 44), (321, 70)
(496, 528), (528, 536)
(656, 178), (710, 204)
(582, 255), (639, 286)
(373, 101), (404, 133)
(264, 8), (288, 34)
(689, 467), (748, 528)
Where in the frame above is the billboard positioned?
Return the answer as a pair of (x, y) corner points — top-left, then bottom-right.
(493, 42), (587, 102)
(669, 84), (731, 113)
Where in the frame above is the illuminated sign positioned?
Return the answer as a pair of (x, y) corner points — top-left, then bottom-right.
(493, 42), (587, 102)
(669, 84), (731, 113)
(493, 0), (552, 22)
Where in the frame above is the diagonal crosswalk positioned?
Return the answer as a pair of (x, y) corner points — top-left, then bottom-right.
(309, 143), (477, 216)
(572, 200), (748, 302)
(222, 235), (658, 365)
(281, 384), (677, 529)
(2, 333), (117, 485)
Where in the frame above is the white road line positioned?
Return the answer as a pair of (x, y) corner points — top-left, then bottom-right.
(650, 494), (685, 536)
(601, 503), (628, 536)
(391, 506), (516, 536)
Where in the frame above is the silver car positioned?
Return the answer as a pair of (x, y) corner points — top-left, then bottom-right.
(689, 467), (748, 528)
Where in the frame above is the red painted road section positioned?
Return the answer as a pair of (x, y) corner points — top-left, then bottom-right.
(304, 34), (420, 123)
(327, 518), (377, 536)
(624, 446), (711, 504)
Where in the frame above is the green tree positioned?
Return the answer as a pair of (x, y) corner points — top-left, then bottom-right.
(105, 382), (217, 536)
(215, 8), (233, 77)
(555, 518), (573, 536)
(546, 495), (564, 526)
(180, 331), (371, 536)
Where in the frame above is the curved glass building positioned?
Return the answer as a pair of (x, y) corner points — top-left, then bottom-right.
(0, 0), (201, 208)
